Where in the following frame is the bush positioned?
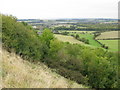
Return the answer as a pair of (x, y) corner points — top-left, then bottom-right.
(75, 34), (79, 39)
(61, 31), (69, 35)
(2, 15), (43, 60)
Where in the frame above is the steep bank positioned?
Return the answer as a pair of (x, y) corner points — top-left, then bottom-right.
(1, 49), (86, 88)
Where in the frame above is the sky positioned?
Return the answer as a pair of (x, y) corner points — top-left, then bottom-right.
(0, 0), (119, 19)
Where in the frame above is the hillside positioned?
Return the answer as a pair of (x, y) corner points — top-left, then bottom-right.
(2, 15), (118, 88)
(1, 48), (86, 88)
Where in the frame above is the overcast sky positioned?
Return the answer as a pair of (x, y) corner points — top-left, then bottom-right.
(0, 0), (119, 19)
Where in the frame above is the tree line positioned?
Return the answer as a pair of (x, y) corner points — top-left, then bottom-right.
(53, 23), (118, 31)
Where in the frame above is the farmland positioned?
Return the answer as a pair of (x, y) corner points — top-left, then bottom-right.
(54, 34), (84, 44)
(98, 40), (119, 52)
(96, 31), (119, 40)
(69, 33), (101, 47)
(54, 30), (119, 52)
(56, 31), (101, 47)
(95, 31), (119, 52)
(54, 34), (101, 49)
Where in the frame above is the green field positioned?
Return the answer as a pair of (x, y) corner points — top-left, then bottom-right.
(55, 31), (119, 52)
(98, 40), (118, 52)
(69, 33), (101, 47)
(54, 34), (102, 49)
(78, 33), (101, 47)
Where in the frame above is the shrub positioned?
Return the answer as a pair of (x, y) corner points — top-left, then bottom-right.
(75, 34), (79, 39)
(61, 31), (69, 35)
(2, 15), (43, 60)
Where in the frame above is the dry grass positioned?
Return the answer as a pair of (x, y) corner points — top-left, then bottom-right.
(96, 31), (119, 40)
(54, 34), (84, 44)
(1, 48), (86, 88)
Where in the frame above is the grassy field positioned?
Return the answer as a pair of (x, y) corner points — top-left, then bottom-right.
(54, 34), (84, 44)
(54, 34), (102, 49)
(78, 33), (101, 47)
(60, 30), (101, 47)
(68, 33), (101, 47)
(2, 49), (87, 88)
(96, 31), (119, 40)
(98, 40), (118, 52)
(54, 31), (118, 52)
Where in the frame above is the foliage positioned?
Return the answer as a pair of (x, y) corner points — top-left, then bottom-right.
(73, 34), (89, 44)
(2, 15), (43, 60)
(61, 31), (69, 35)
(39, 28), (54, 59)
(53, 23), (118, 31)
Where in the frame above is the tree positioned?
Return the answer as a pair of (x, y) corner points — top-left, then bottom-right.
(40, 28), (54, 59)
(40, 28), (54, 47)
(49, 39), (63, 60)
(75, 34), (79, 39)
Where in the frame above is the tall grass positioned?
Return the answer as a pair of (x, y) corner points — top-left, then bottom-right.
(2, 48), (86, 88)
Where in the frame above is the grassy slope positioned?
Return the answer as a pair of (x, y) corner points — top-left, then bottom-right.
(1, 49), (86, 88)
(98, 40), (118, 52)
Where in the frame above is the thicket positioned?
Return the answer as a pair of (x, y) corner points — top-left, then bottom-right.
(2, 15), (119, 88)
(2, 15), (43, 61)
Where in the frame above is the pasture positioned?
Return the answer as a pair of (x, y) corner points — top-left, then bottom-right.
(54, 34), (101, 48)
(96, 31), (119, 40)
(68, 33), (101, 47)
(77, 33), (101, 47)
(55, 31), (119, 52)
(98, 40), (118, 52)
